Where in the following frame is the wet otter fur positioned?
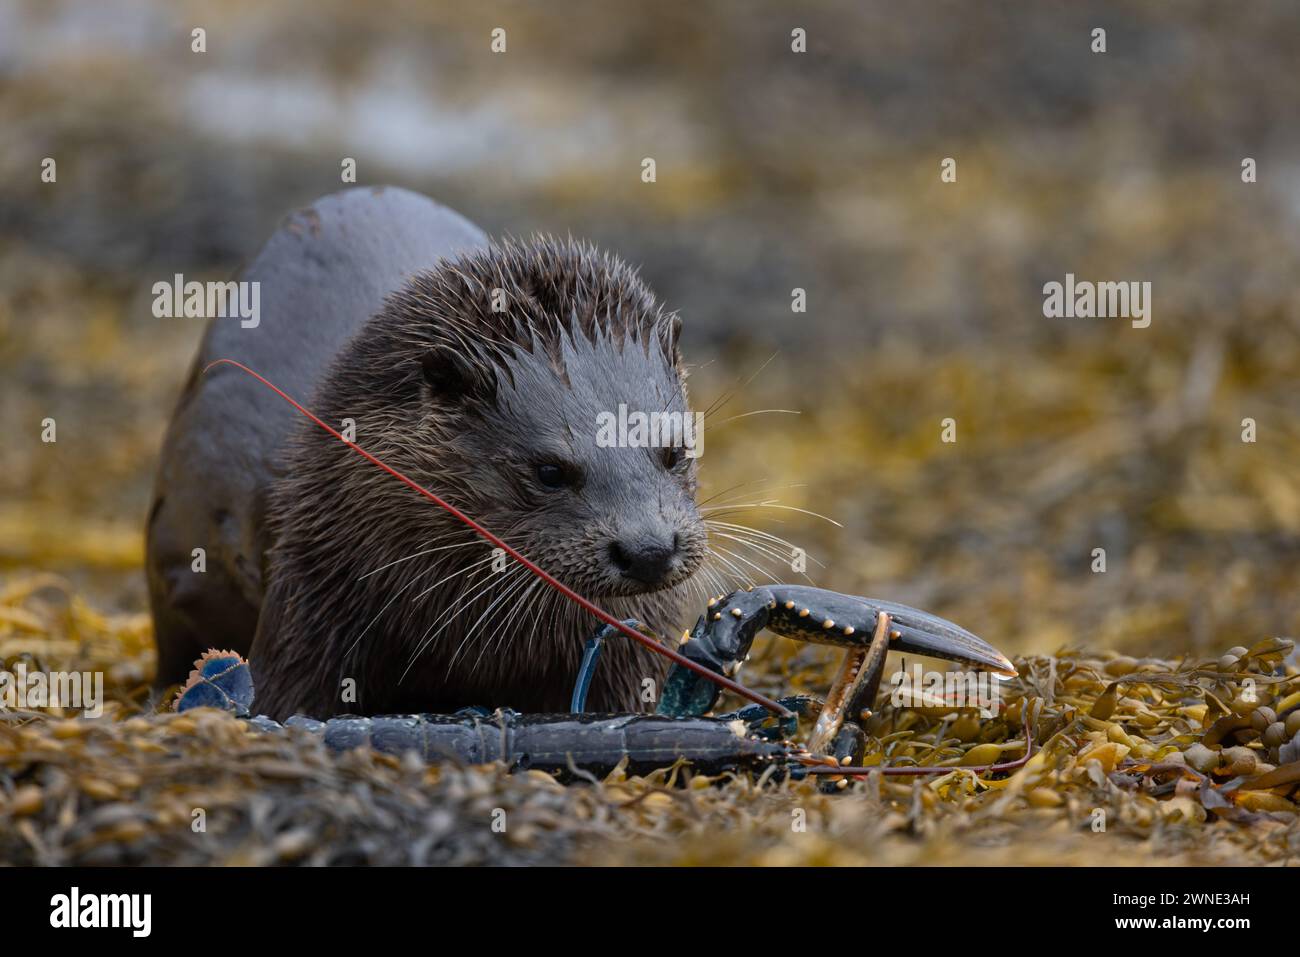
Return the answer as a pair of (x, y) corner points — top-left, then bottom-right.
(147, 187), (708, 720)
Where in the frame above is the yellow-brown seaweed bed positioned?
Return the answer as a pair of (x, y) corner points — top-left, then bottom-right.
(2, 573), (1297, 867)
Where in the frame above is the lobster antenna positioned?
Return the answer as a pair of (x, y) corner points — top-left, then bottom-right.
(202, 359), (793, 718)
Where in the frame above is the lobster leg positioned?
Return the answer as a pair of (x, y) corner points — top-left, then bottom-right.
(570, 618), (645, 712)
(716, 696), (819, 740)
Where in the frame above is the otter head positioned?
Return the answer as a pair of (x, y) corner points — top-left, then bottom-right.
(347, 237), (708, 601)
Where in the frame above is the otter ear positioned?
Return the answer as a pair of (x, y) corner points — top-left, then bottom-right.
(419, 346), (494, 404)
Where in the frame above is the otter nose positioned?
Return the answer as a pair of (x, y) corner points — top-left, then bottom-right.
(609, 533), (680, 585)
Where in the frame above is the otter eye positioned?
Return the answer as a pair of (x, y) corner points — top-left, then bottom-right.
(535, 463), (567, 489)
(661, 445), (684, 470)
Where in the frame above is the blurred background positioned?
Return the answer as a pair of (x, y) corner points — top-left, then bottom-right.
(4, 0), (1300, 672)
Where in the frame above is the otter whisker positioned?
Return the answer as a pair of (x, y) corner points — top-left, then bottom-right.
(696, 560), (732, 599)
(711, 543), (779, 586)
(700, 500), (844, 528)
(697, 479), (804, 508)
(499, 578), (543, 648)
(697, 481), (761, 508)
(437, 562), (527, 645)
(429, 563), (534, 676)
(474, 578), (542, 675)
(346, 550), (500, 658)
(403, 552), (500, 615)
(520, 582), (556, 665)
(524, 586), (554, 661)
(354, 557), (498, 679)
(684, 571), (708, 611)
(700, 508), (791, 526)
(345, 562), (439, 658)
(495, 575), (549, 660)
(542, 585), (579, 667)
(357, 537), (482, 580)
(708, 531), (794, 570)
(707, 531), (819, 588)
(401, 563), (521, 679)
(706, 555), (748, 595)
(705, 521), (803, 553)
(453, 569), (537, 676)
(705, 520), (826, 570)
(700, 351), (779, 422)
(706, 548), (757, 591)
(707, 409), (801, 429)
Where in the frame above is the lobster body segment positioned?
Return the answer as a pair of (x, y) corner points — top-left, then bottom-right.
(247, 711), (786, 778)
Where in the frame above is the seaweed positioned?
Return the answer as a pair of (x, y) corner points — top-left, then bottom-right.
(1, 575), (1296, 866)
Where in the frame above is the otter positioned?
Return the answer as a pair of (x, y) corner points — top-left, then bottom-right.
(146, 187), (709, 721)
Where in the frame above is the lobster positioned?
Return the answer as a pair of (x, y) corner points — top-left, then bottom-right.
(176, 584), (1024, 781)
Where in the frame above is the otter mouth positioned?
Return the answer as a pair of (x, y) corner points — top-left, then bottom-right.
(598, 531), (706, 598)
(563, 546), (701, 601)
(601, 565), (698, 599)
(521, 522), (710, 602)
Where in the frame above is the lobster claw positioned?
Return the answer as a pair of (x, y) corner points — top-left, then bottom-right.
(748, 585), (1015, 677)
(848, 596), (1017, 677)
(655, 585), (1017, 720)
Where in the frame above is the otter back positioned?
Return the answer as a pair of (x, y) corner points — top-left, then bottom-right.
(146, 187), (488, 687)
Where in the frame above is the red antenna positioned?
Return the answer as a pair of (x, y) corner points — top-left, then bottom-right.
(204, 359), (792, 718)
